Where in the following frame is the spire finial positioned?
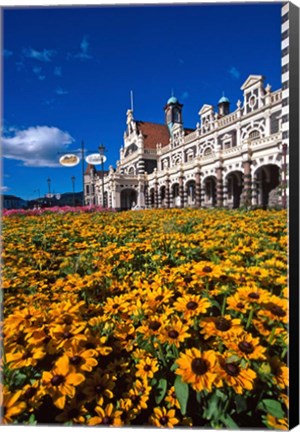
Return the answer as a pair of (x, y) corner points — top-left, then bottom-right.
(171, 88), (174, 97)
(130, 90), (134, 112)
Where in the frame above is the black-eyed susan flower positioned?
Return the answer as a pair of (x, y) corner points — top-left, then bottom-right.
(265, 414), (288, 430)
(174, 294), (210, 320)
(200, 315), (243, 341)
(158, 316), (190, 347)
(149, 406), (179, 428)
(55, 399), (88, 424)
(216, 355), (257, 394)
(41, 355), (85, 409)
(0, 385), (27, 424)
(269, 356), (289, 389)
(5, 344), (46, 369)
(257, 295), (288, 324)
(165, 386), (180, 409)
(176, 348), (219, 392)
(88, 403), (123, 426)
(224, 332), (266, 361)
(82, 370), (115, 403)
(135, 356), (159, 380)
(64, 339), (98, 372)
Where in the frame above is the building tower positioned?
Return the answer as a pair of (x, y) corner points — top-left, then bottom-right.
(218, 94), (230, 116)
(164, 96), (183, 135)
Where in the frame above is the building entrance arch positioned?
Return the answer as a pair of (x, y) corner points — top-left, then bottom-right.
(120, 188), (138, 210)
(226, 171), (243, 208)
(203, 176), (217, 207)
(254, 164), (280, 208)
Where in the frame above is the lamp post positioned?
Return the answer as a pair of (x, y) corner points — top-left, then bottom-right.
(98, 144), (106, 208)
(71, 176), (76, 207)
(47, 178), (51, 195)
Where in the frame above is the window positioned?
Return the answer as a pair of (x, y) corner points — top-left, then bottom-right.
(204, 147), (212, 156)
(86, 185), (90, 194)
(281, 30), (289, 40)
(249, 130), (260, 141)
(281, 46), (289, 57)
(282, 64), (289, 74)
(224, 141), (231, 149)
(281, 12), (289, 24)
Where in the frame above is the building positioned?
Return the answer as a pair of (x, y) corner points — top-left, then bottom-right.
(2, 194), (28, 209)
(84, 72), (285, 211)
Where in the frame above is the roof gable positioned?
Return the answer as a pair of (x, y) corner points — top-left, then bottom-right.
(199, 104), (214, 115)
(241, 75), (264, 91)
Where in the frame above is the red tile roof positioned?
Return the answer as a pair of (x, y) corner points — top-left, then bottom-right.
(136, 121), (170, 149)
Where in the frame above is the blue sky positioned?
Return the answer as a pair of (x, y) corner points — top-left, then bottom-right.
(2, 2), (282, 200)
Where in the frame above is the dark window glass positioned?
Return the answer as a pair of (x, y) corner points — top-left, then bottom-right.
(282, 64), (289, 74)
(281, 29), (289, 40)
(281, 12), (289, 24)
(282, 98), (289, 106)
(281, 46), (289, 57)
(283, 131), (289, 139)
(282, 80), (289, 90)
(282, 114), (289, 123)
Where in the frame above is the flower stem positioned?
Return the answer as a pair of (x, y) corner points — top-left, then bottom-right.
(246, 307), (254, 329)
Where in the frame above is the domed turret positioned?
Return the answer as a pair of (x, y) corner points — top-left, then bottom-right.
(167, 96), (178, 104)
(218, 93), (230, 116)
(164, 94), (183, 134)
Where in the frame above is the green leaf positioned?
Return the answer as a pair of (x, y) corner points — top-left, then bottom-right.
(220, 414), (239, 429)
(225, 355), (240, 364)
(155, 378), (168, 404)
(203, 393), (219, 421)
(257, 399), (285, 419)
(174, 375), (189, 415)
(234, 394), (247, 414)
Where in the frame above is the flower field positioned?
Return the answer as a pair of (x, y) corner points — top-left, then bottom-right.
(1, 208), (288, 428)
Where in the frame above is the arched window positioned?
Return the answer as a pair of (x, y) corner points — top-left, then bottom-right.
(204, 147), (212, 156)
(249, 130), (260, 141)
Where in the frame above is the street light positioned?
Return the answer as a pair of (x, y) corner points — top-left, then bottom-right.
(47, 178), (51, 195)
(98, 144), (106, 208)
(71, 176), (76, 207)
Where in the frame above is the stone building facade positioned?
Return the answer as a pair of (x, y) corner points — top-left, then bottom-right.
(84, 73), (286, 211)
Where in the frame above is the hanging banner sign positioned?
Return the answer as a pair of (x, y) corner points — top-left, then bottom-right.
(85, 153), (107, 165)
(59, 154), (80, 167)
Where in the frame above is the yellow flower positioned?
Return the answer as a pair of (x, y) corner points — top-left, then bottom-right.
(41, 355), (85, 409)
(135, 356), (159, 380)
(174, 294), (211, 319)
(165, 386), (180, 409)
(64, 338), (98, 372)
(176, 348), (219, 392)
(158, 316), (190, 347)
(88, 403), (123, 426)
(216, 355), (257, 394)
(265, 414), (288, 430)
(0, 385), (26, 424)
(224, 332), (266, 361)
(200, 315), (243, 340)
(149, 406), (179, 428)
(82, 370), (115, 403)
(5, 342), (46, 369)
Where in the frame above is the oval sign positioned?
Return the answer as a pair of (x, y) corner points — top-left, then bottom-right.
(85, 153), (107, 165)
(59, 154), (80, 167)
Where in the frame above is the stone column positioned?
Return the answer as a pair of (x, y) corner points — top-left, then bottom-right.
(165, 178), (171, 209)
(216, 166), (223, 207)
(195, 169), (201, 207)
(251, 172), (258, 207)
(223, 175), (228, 208)
(154, 180), (159, 208)
(179, 168), (184, 208)
(242, 160), (252, 208)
